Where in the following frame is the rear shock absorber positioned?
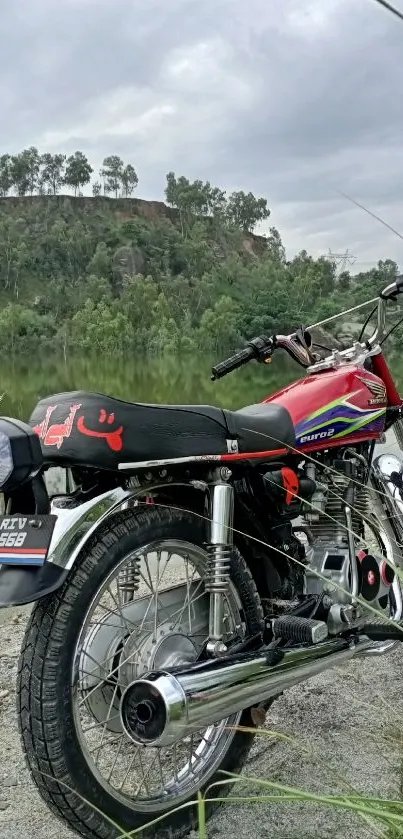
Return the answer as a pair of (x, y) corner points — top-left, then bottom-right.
(205, 468), (234, 656)
(118, 558), (140, 604)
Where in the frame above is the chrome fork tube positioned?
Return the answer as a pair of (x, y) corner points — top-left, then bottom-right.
(205, 470), (234, 655)
(394, 418), (403, 452)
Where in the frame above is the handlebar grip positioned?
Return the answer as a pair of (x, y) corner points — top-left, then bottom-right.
(211, 346), (255, 380)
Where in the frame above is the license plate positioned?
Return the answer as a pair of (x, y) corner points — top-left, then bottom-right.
(0, 515), (57, 566)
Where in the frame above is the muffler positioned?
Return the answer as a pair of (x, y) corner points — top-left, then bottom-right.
(120, 636), (373, 747)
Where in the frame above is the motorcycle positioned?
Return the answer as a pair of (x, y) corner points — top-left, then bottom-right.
(1, 279), (403, 839)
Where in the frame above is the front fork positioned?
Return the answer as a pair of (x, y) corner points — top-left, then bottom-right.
(373, 419), (403, 548)
(393, 417), (403, 454)
(205, 467), (234, 656)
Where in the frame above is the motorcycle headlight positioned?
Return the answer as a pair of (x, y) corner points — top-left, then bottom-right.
(0, 418), (43, 493)
(0, 431), (13, 488)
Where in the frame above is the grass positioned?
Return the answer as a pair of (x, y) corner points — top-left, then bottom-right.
(38, 718), (403, 839)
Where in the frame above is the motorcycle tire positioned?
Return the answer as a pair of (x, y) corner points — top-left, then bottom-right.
(17, 504), (265, 839)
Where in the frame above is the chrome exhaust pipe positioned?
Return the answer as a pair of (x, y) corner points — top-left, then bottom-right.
(120, 636), (373, 747)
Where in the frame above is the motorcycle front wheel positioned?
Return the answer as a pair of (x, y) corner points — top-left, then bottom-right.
(17, 504), (265, 839)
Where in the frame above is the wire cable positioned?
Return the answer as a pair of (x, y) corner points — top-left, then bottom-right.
(380, 311), (403, 344)
(370, 0), (403, 23)
(337, 190), (403, 242)
(358, 304), (378, 342)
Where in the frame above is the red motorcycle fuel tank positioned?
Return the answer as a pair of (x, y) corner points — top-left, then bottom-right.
(263, 364), (387, 452)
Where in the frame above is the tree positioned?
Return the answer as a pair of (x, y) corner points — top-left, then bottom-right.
(64, 151), (93, 196)
(92, 181), (102, 197)
(86, 242), (111, 279)
(100, 155), (124, 198)
(25, 147), (41, 195)
(165, 171), (177, 207)
(10, 154), (30, 196)
(165, 172), (210, 234)
(265, 227), (286, 262)
(69, 298), (134, 353)
(0, 214), (27, 294)
(40, 153), (66, 194)
(226, 190), (270, 232)
(197, 295), (240, 353)
(0, 155), (12, 196)
(206, 184), (227, 219)
(121, 163), (138, 197)
(0, 303), (56, 355)
(338, 271), (351, 291)
(165, 173), (229, 236)
(10, 147), (40, 196)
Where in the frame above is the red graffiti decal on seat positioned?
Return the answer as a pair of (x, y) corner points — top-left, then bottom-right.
(33, 404), (82, 449)
(77, 413), (124, 452)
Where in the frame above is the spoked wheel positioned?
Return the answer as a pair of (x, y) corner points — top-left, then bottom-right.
(17, 506), (264, 839)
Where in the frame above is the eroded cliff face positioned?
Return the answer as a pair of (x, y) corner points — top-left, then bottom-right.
(0, 194), (267, 258)
(0, 195), (266, 246)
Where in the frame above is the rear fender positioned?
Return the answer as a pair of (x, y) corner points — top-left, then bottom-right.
(0, 487), (132, 606)
(0, 481), (207, 607)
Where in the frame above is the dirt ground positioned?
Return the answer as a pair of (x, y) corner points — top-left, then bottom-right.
(1, 603), (403, 839)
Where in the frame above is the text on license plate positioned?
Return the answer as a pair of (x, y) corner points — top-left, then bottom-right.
(0, 515), (57, 566)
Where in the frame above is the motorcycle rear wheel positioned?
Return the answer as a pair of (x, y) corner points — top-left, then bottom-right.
(17, 505), (265, 839)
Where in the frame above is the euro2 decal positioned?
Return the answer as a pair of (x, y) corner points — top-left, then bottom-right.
(295, 391), (386, 449)
(33, 405), (124, 452)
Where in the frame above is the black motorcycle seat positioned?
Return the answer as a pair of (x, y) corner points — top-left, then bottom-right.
(226, 403), (295, 454)
(29, 391), (295, 470)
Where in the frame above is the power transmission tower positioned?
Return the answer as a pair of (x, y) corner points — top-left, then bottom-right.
(322, 248), (357, 275)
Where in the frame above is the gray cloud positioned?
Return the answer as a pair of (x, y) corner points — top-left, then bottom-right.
(1, 0), (403, 268)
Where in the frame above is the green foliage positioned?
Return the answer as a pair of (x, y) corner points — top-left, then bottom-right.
(226, 190), (270, 232)
(0, 146), (139, 200)
(0, 302), (56, 354)
(164, 172), (269, 235)
(40, 153), (66, 195)
(64, 151), (93, 196)
(10, 147), (40, 196)
(69, 298), (133, 353)
(121, 163), (139, 197)
(101, 155), (124, 198)
(0, 155), (12, 197)
(0, 186), (398, 359)
(92, 181), (102, 197)
(100, 156), (139, 198)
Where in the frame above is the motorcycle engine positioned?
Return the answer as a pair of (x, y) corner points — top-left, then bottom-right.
(298, 455), (394, 616)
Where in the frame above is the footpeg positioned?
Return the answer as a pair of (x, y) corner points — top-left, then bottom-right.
(272, 615), (328, 645)
(362, 621), (403, 641)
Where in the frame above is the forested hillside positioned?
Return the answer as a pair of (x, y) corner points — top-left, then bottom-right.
(0, 153), (399, 357)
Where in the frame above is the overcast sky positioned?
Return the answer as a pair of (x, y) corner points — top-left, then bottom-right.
(1, 0), (402, 269)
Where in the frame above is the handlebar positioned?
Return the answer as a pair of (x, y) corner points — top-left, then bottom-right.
(211, 346), (256, 380)
(211, 278), (403, 382)
(211, 335), (274, 380)
(211, 332), (314, 381)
